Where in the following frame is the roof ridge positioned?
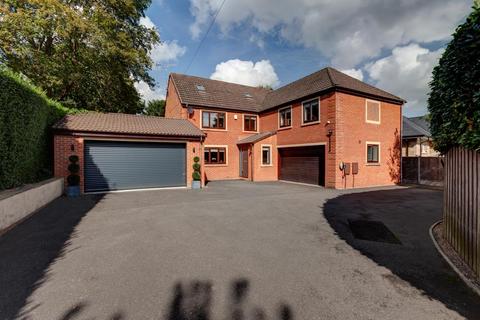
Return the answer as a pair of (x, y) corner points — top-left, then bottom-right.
(325, 67), (337, 87)
(171, 73), (271, 91)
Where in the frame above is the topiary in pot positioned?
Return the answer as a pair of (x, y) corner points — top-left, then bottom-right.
(192, 157), (201, 189)
(66, 155), (80, 197)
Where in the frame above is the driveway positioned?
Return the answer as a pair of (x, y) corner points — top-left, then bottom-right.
(0, 181), (479, 320)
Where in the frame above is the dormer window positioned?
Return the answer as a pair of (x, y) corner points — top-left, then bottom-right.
(196, 84), (206, 92)
(244, 93), (253, 99)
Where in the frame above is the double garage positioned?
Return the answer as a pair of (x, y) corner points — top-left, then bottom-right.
(53, 113), (204, 193)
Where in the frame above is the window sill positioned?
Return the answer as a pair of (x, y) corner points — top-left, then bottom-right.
(243, 130), (259, 134)
(365, 121), (381, 125)
(202, 128), (227, 132)
(205, 164), (228, 167)
(366, 163), (381, 166)
(260, 164), (273, 167)
(301, 121), (320, 127)
(278, 126), (292, 131)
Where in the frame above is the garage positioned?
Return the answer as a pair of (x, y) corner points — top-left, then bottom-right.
(84, 141), (186, 192)
(279, 146), (325, 186)
(53, 113), (205, 193)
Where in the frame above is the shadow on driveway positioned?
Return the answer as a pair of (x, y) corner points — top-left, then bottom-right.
(0, 194), (103, 320)
(323, 187), (480, 319)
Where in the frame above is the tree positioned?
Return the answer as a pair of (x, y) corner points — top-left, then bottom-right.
(428, 4), (480, 153)
(142, 99), (165, 117)
(0, 0), (159, 113)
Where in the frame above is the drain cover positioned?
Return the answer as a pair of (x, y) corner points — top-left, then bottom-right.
(348, 219), (401, 244)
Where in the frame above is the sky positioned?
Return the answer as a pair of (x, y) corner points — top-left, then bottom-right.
(136, 0), (473, 117)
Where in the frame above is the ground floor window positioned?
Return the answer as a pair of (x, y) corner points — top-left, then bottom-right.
(367, 143), (380, 163)
(261, 145), (271, 165)
(205, 147), (226, 164)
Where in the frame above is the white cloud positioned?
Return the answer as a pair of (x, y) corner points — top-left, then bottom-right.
(188, 0), (469, 69)
(140, 16), (156, 29)
(150, 41), (187, 66)
(341, 69), (363, 81)
(365, 44), (444, 116)
(210, 59), (279, 87)
(134, 81), (165, 102)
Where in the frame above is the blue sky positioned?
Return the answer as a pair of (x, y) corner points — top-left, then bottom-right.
(137, 0), (472, 117)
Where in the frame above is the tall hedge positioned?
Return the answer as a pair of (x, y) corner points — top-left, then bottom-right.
(428, 5), (480, 153)
(0, 68), (75, 190)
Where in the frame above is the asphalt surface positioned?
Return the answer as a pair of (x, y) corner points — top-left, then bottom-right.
(0, 181), (479, 320)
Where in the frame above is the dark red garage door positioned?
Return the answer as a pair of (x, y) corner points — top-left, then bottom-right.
(279, 146), (325, 186)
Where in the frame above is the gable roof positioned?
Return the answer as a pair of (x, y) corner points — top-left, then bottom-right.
(237, 131), (276, 145)
(260, 67), (405, 111)
(53, 112), (205, 137)
(403, 116), (431, 138)
(170, 73), (271, 112)
(170, 67), (405, 113)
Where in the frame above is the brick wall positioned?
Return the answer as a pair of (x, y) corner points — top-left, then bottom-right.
(54, 135), (85, 192)
(251, 135), (278, 181)
(335, 92), (401, 188)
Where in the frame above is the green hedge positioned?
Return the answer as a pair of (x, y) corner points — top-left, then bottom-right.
(0, 68), (76, 190)
(428, 5), (480, 153)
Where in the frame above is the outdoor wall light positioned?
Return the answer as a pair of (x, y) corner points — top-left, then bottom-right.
(70, 144), (75, 151)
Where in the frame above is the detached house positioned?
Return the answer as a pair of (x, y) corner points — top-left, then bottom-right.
(53, 67), (404, 193)
(166, 67), (405, 189)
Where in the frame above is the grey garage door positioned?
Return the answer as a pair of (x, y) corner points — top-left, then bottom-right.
(84, 141), (186, 192)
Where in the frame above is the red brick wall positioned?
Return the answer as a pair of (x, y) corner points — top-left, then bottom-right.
(54, 135), (85, 192)
(165, 78), (188, 119)
(335, 92), (402, 188)
(259, 92), (337, 187)
(252, 135), (278, 181)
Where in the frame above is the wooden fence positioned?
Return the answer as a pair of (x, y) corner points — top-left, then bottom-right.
(402, 156), (444, 185)
(443, 146), (480, 278)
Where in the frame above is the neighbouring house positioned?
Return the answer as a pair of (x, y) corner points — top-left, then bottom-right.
(166, 67), (405, 189)
(401, 116), (443, 185)
(402, 116), (439, 157)
(52, 67), (404, 193)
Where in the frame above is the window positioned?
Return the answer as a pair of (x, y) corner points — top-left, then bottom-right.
(302, 99), (319, 124)
(261, 145), (271, 166)
(202, 111), (226, 129)
(244, 115), (257, 132)
(366, 100), (381, 124)
(279, 107), (292, 128)
(367, 144), (380, 163)
(204, 147), (226, 164)
(196, 84), (206, 92)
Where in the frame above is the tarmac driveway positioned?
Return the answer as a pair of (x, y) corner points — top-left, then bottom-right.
(0, 181), (479, 320)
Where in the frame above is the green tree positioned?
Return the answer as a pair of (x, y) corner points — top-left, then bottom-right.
(0, 0), (159, 113)
(142, 99), (165, 117)
(428, 4), (480, 153)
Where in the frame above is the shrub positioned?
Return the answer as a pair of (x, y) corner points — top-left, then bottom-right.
(192, 156), (201, 181)
(67, 163), (80, 174)
(0, 68), (78, 190)
(428, 4), (480, 153)
(69, 155), (79, 163)
(67, 174), (80, 186)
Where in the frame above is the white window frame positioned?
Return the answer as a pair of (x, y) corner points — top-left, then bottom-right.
(204, 145), (228, 166)
(201, 110), (228, 131)
(301, 97), (320, 126)
(260, 144), (273, 167)
(278, 106), (292, 130)
(242, 114), (259, 133)
(365, 99), (381, 124)
(366, 141), (381, 165)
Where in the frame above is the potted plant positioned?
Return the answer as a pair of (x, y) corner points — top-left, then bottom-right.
(192, 156), (201, 189)
(66, 155), (81, 197)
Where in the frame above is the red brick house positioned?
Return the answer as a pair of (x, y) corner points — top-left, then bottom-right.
(53, 67), (403, 193)
(166, 67), (404, 189)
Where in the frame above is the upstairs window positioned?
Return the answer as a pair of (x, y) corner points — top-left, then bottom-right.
(244, 115), (257, 132)
(366, 100), (381, 124)
(202, 111), (226, 129)
(279, 106), (292, 128)
(303, 98), (319, 124)
(367, 143), (380, 163)
(204, 147), (226, 164)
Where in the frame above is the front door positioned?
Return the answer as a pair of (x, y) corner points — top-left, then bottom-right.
(239, 146), (249, 178)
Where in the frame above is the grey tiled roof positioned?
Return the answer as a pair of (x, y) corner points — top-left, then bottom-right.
(237, 131), (276, 145)
(53, 112), (205, 137)
(403, 116), (431, 138)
